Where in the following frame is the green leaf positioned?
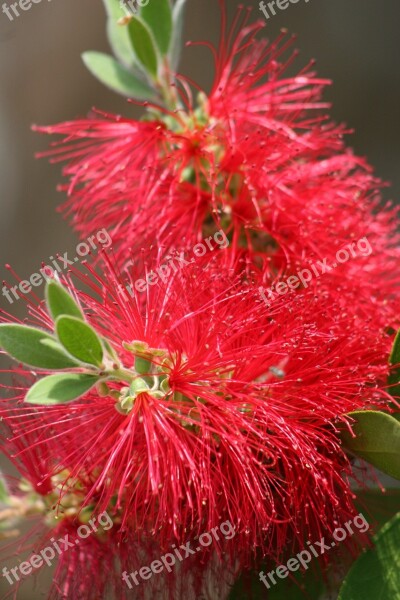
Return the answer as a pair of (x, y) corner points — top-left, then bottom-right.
(338, 513), (400, 600)
(388, 371), (400, 399)
(106, 19), (137, 68)
(103, 338), (119, 361)
(389, 330), (400, 365)
(101, 0), (136, 67)
(388, 330), (400, 397)
(355, 489), (400, 532)
(102, 0), (125, 19)
(130, 377), (149, 394)
(0, 324), (78, 370)
(127, 17), (158, 79)
(229, 565), (324, 600)
(45, 281), (84, 322)
(0, 476), (9, 503)
(26, 373), (99, 405)
(135, 355), (152, 374)
(140, 0), (172, 56)
(340, 411), (400, 480)
(82, 52), (156, 99)
(56, 316), (104, 367)
(170, 0), (188, 71)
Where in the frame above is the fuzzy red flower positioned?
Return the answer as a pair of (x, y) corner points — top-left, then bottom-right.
(33, 8), (400, 305)
(1, 404), (237, 600)
(1, 254), (395, 568)
(2, 4), (399, 598)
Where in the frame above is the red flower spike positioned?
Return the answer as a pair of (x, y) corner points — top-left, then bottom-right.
(33, 12), (400, 344)
(1, 255), (395, 568)
(0, 4), (396, 597)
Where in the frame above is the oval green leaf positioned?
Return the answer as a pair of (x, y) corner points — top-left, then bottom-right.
(56, 316), (104, 367)
(135, 355), (151, 375)
(389, 329), (400, 365)
(45, 281), (84, 322)
(388, 373), (400, 397)
(338, 513), (400, 600)
(107, 19), (137, 68)
(170, 0), (188, 71)
(103, 338), (119, 362)
(82, 51), (156, 99)
(26, 373), (99, 405)
(0, 324), (79, 370)
(127, 17), (158, 79)
(388, 330), (400, 396)
(130, 377), (149, 394)
(101, 0), (138, 67)
(140, 0), (172, 56)
(340, 411), (400, 480)
(102, 0), (125, 19)
(229, 564), (324, 600)
(0, 476), (9, 503)
(355, 488), (400, 531)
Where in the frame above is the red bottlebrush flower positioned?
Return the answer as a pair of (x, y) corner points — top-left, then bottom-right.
(2, 519), (117, 600)
(0, 407), (113, 600)
(2, 1), (399, 599)
(46, 520), (117, 600)
(1, 406), (237, 600)
(47, 523), (238, 600)
(1, 255), (395, 568)
(33, 7), (400, 301)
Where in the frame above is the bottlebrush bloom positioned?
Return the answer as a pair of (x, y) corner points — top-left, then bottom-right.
(0, 255), (395, 569)
(0, 409), (114, 600)
(33, 5), (400, 299)
(1, 403), (236, 600)
(2, 1), (399, 599)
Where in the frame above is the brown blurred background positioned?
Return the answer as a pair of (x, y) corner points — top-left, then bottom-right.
(0, 0), (399, 597)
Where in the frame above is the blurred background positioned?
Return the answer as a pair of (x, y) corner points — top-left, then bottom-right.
(0, 0), (399, 597)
